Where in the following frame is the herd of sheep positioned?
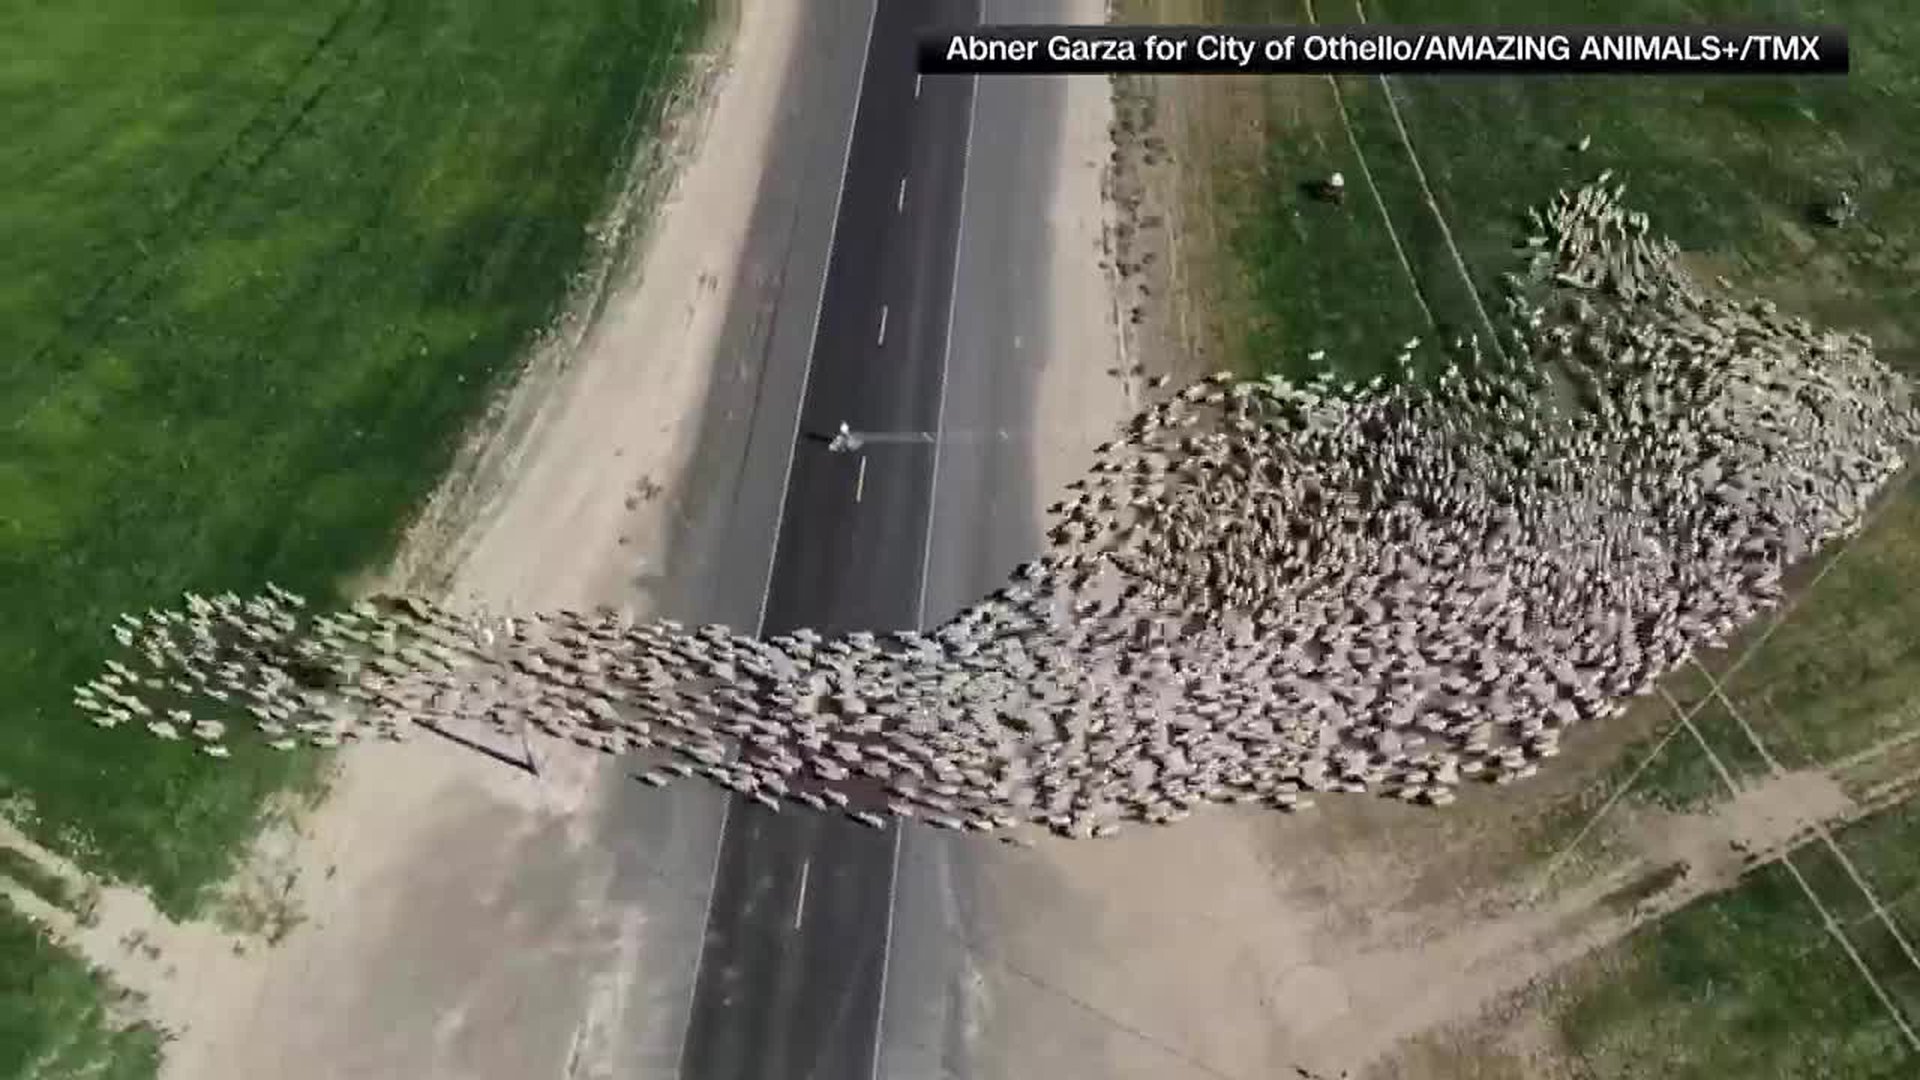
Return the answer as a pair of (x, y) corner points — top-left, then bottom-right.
(74, 177), (1919, 839)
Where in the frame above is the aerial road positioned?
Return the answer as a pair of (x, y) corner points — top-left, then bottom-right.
(668, 0), (1107, 1075)
(676, 1), (984, 1078)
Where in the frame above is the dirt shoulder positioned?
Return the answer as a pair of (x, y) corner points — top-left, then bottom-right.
(983, 11), (1920, 1079)
(981, 29), (1622, 1076)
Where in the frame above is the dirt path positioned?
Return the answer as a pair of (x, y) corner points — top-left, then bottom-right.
(1028, 5), (1134, 506)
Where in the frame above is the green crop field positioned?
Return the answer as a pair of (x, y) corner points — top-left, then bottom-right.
(1396, 786), (1920, 1080)
(0, 0), (709, 1072)
(0, 896), (162, 1080)
(1191, 0), (1920, 384)
(1133, 0), (1920, 1073)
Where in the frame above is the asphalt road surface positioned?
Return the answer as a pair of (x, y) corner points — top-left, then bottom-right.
(870, 1), (1089, 1070)
(676, 2), (985, 1079)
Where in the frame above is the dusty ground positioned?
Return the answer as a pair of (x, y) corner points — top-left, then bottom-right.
(1027, 6), (1136, 507)
(968, 11), (1920, 1079)
(0, 3), (803, 1076)
(978, 715), (1893, 1079)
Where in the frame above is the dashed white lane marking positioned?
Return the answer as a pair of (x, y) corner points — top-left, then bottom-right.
(855, 455), (868, 502)
(876, 304), (889, 346)
(897, 175), (907, 212)
(794, 859), (811, 929)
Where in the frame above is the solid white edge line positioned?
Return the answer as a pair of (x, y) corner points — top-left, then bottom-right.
(677, 2), (878, 1077)
(912, 73), (979, 631)
(877, 9), (983, 1078)
(753, 0), (880, 636)
(669, 790), (731, 1077)
(868, 823), (906, 1079)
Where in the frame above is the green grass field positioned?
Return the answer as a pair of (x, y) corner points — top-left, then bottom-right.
(0, 0), (708, 1072)
(0, 897), (162, 1080)
(1551, 858), (1920, 1079)
(1151, 0), (1920, 1073)
(1516, 788), (1920, 1080)
(0, 0), (707, 912)
(1200, 0), (1920, 383)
